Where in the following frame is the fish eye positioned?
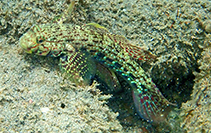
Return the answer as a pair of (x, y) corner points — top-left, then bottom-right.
(38, 39), (44, 43)
(36, 36), (45, 44)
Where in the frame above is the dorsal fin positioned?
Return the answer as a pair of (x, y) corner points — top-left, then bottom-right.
(86, 23), (108, 31)
(85, 23), (109, 34)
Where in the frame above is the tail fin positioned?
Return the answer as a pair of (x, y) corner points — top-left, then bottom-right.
(132, 87), (176, 123)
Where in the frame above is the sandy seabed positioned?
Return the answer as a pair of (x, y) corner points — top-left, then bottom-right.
(0, 0), (210, 132)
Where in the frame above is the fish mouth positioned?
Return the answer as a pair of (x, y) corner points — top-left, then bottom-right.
(19, 30), (37, 54)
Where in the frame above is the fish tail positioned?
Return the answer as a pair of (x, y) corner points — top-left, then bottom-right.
(132, 86), (176, 123)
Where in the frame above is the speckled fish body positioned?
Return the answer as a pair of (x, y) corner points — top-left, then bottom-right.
(19, 23), (174, 122)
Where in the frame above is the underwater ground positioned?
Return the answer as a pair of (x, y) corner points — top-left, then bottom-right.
(0, 0), (210, 132)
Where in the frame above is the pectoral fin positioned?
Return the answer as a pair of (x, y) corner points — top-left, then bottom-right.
(59, 51), (96, 86)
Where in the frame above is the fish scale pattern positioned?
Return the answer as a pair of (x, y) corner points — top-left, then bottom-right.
(19, 22), (175, 122)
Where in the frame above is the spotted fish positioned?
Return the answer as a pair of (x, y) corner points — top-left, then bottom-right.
(19, 1), (175, 122)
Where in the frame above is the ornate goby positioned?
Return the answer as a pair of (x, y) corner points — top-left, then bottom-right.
(19, 1), (175, 122)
